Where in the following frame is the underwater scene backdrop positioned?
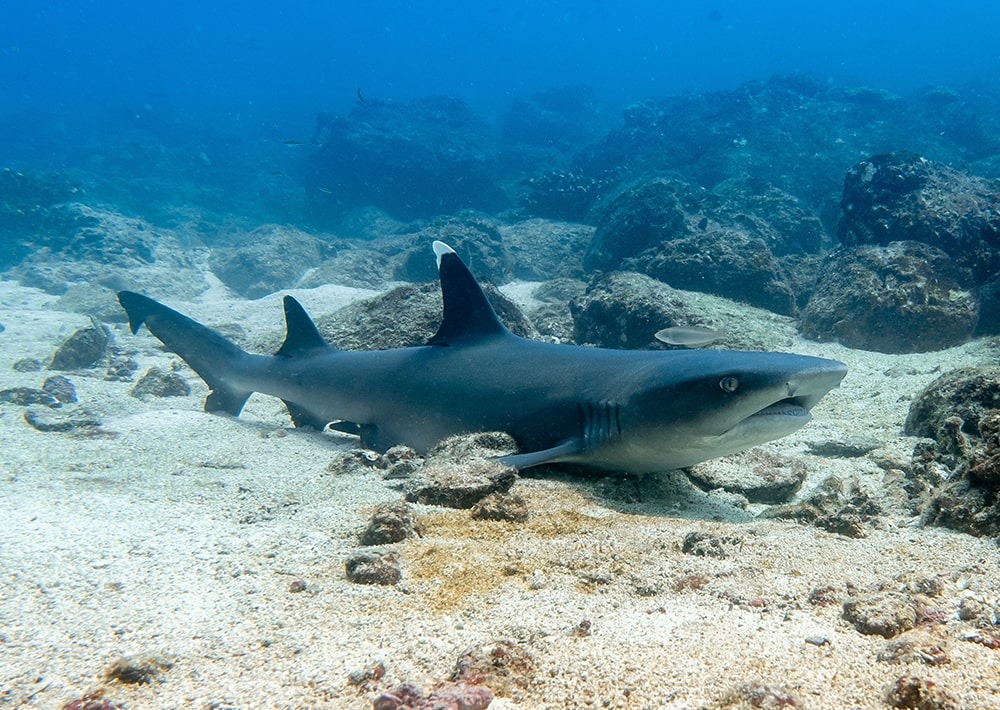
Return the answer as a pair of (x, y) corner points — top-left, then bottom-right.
(2, 2), (1000, 708)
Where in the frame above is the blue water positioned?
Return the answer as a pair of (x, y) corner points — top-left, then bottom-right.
(3, 0), (998, 162)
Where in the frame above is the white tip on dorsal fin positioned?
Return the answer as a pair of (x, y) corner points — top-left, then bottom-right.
(432, 240), (455, 269)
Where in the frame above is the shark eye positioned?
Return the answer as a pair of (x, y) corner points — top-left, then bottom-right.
(719, 375), (740, 393)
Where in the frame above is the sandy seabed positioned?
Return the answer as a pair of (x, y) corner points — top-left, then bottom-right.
(1, 278), (999, 709)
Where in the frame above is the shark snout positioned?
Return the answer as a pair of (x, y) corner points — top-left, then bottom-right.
(785, 360), (848, 411)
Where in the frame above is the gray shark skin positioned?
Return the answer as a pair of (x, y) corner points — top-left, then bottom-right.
(118, 242), (847, 473)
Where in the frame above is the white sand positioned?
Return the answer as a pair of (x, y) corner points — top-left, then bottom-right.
(1, 278), (998, 709)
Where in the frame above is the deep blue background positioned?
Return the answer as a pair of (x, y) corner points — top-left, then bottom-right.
(3, 0), (999, 165)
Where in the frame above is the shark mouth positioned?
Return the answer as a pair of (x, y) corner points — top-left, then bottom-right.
(749, 395), (816, 420)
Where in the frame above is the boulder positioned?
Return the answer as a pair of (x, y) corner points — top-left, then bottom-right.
(306, 96), (506, 224)
(800, 242), (978, 353)
(839, 151), (1000, 284)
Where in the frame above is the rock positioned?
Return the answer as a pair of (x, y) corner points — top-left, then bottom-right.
(515, 278), (585, 343)
(569, 271), (717, 349)
(23, 406), (102, 433)
(405, 433), (519, 509)
(327, 447), (422, 477)
(344, 551), (402, 586)
(360, 502), (419, 545)
(625, 227), (797, 315)
(904, 367), (1000, 446)
(394, 214), (510, 285)
(105, 352), (139, 382)
(451, 639), (535, 696)
(570, 268), (800, 352)
(0, 167), (91, 268)
(719, 681), (805, 709)
(317, 281), (536, 351)
(842, 591), (918, 638)
(346, 659), (386, 686)
(12, 358), (43, 372)
(800, 242), (978, 353)
(209, 224), (327, 298)
(306, 96), (506, 225)
(805, 435), (880, 458)
(102, 655), (172, 685)
(12, 204), (204, 298)
(0, 387), (59, 407)
(921, 409), (1000, 537)
(976, 275), (1000, 336)
(885, 674), (960, 710)
(130, 367), (191, 399)
(302, 214), (514, 289)
(877, 632), (951, 666)
(839, 151), (1000, 285)
(41, 375), (77, 403)
(501, 84), (606, 153)
(574, 78), (997, 232)
(713, 178), (828, 256)
(763, 475), (882, 538)
(499, 218), (593, 280)
(470, 492), (530, 522)
(688, 449), (807, 503)
(49, 323), (112, 370)
(519, 168), (621, 222)
(585, 175), (711, 270)
(60, 690), (123, 710)
(681, 531), (735, 559)
(373, 681), (493, 710)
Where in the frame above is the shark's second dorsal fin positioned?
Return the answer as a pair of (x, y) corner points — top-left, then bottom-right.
(277, 296), (333, 357)
(427, 241), (510, 346)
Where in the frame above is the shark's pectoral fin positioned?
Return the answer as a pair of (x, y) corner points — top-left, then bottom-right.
(499, 440), (582, 470)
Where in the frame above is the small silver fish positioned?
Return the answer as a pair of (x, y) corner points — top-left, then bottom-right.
(655, 325), (724, 347)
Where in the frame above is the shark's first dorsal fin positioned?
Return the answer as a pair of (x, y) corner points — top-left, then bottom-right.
(428, 241), (510, 346)
(277, 296), (333, 357)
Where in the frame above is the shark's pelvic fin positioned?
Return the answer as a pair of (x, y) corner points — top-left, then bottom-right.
(281, 399), (332, 429)
(276, 295), (333, 358)
(427, 240), (510, 346)
(117, 291), (254, 416)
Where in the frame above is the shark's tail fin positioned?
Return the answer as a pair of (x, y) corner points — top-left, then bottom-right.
(118, 291), (254, 416)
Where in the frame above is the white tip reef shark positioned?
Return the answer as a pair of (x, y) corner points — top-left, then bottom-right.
(118, 241), (847, 473)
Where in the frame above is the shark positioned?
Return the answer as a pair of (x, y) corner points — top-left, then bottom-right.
(118, 241), (847, 473)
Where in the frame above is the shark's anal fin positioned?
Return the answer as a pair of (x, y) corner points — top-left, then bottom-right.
(499, 440), (582, 470)
(277, 296), (332, 357)
(427, 241), (510, 346)
(118, 291), (253, 416)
